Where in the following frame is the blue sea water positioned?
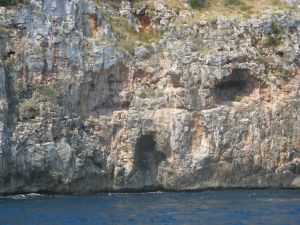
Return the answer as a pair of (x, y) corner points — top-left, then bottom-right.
(0, 189), (300, 225)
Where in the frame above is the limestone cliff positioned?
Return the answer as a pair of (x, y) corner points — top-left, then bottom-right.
(0, 0), (299, 194)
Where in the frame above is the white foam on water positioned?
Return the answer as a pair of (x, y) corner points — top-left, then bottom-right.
(258, 198), (300, 202)
(0, 193), (44, 200)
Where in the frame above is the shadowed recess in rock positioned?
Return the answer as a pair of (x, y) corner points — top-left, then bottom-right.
(133, 134), (164, 188)
(214, 69), (254, 102)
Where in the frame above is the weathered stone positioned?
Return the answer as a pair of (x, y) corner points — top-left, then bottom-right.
(0, 0), (299, 194)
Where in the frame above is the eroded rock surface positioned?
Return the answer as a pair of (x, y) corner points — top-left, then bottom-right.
(0, 0), (299, 194)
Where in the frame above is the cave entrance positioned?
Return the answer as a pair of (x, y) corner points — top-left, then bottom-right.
(214, 69), (254, 102)
(134, 134), (162, 187)
(216, 80), (251, 101)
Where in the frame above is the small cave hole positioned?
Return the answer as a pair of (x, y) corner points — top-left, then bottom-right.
(108, 74), (116, 84)
(133, 134), (164, 187)
(276, 51), (284, 57)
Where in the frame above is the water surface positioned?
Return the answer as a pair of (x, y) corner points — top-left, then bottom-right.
(0, 189), (300, 225)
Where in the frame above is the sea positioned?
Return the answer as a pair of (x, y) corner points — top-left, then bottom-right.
(0, 189), (300, 225)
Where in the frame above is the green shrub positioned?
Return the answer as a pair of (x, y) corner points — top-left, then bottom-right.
(189, 0), (209, 9)
(271, 21), (282, 34)
(138, 90), (164, 99)
(138, 91), (147, 99)
(0, 26), (8, 33)
(42, 87), (60, 99)
(19, 99), (39, 120)
(92, 0), (136, 5)
(0, 0), (29, 6)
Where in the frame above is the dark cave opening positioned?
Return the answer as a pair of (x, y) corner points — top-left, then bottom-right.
(214, 69), (254, 102)
(134, 134), (164, 187)
(7, 51), (15, 57)
(216, 80), (251, 101)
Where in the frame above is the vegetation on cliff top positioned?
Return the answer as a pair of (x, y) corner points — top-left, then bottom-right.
(189, 0), (210, 9)
(92, 0), (295, 56)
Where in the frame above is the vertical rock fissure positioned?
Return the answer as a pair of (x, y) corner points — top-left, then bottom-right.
(1, 64), (17, 184)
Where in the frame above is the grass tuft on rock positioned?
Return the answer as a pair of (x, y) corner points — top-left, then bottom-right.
(225, 0), (243, 6)
(42, 87), (60, 99)
(116, 38), (136, 56)
(266, 34), (282, 47)
(189, 0), (210, 9)
(232, 95), (243, 102)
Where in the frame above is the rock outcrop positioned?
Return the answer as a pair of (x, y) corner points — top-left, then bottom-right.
(0, 0), (299, 194)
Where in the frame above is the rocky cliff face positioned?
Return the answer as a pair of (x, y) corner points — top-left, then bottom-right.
(0, 0), (299, 194)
